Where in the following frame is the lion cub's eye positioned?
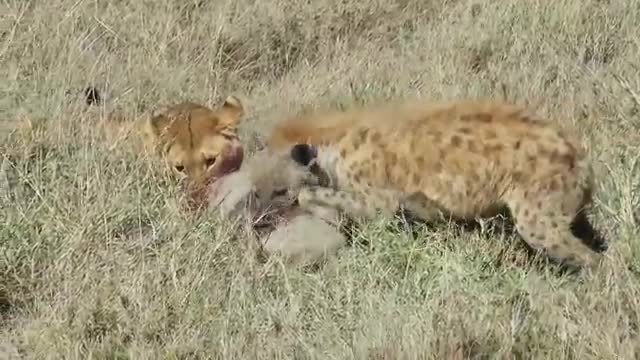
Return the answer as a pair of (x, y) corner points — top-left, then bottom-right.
(174, 165), (185, 173)
(205, 157), (217, 168)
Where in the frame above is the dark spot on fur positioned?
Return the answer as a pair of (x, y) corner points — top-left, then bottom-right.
(477, 113), (492, 123)
(550, 150), (575, 170)
(512, 171), (523, 182)
(370, 131), (382, 143)
(355, 129), (369, 147)
(484, 143), (504, 153)
(450, 135), (462, 147)
(514, 140), (521, 150)
(561, 238), (574, 247)
(290, 144), (316, 166)
(459, 127), (472, 135)
(464, 187), (473, 197)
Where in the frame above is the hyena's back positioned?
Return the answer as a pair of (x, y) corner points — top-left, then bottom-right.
(281, 100), (588, 217)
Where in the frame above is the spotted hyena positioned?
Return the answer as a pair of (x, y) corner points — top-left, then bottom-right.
(267, 98), (608, 269)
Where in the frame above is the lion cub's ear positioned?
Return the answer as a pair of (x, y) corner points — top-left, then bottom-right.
(217, 95), (244, 128)
(146, 113), (172, 139)
(140, 111), (172, 153)
(142, 103), (174, 138)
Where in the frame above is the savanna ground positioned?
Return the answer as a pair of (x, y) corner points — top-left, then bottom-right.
(1, 0), (640, 358)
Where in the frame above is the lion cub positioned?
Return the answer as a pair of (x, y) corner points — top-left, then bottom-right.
(267, 98), (607, 269)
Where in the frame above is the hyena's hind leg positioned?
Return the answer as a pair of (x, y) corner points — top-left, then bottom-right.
(570, 190), (608, 253)
(506, 183), (605, 269)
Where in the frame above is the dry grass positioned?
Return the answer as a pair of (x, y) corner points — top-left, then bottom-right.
(1, 0), (640, 358)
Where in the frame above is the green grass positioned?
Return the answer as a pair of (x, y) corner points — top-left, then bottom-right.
(1, 0), (640, 358)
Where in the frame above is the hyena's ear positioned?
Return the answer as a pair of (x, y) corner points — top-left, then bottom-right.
(290, 144), (317, 166)
(217, 95), (244, 128)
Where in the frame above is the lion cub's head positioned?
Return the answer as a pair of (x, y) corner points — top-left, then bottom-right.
(144, 96), (245, 186)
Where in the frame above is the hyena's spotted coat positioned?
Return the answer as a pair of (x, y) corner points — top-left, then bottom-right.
(268, 98), (608, 269)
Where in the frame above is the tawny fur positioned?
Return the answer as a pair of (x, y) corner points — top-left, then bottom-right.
(145, 97), (245, 187)
(267, 98), (607, 269)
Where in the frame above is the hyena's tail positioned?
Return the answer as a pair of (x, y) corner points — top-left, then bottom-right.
(570, 145), (608, 253)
